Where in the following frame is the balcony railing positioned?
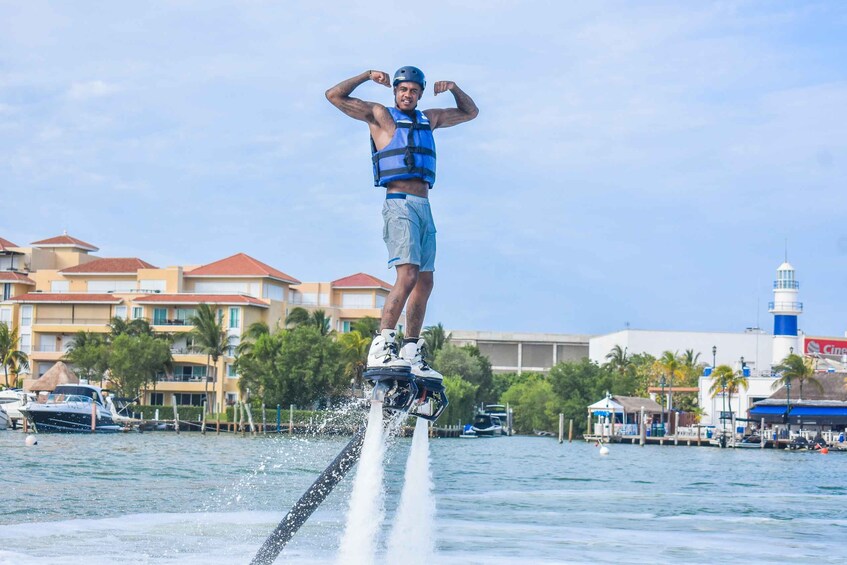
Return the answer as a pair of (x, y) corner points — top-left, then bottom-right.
(153, 319), (194, 326)
(768, 301), (803, 312)
(774, 281), (800, 289)
(157, 375), (215, 383)
(32, 345), (72, 353)
(34, 317), (111, 325)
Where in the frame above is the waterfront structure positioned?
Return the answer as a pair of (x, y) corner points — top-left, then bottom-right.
(770, 261), (803, 366)
(0, 233), (397, 411)
(449, 330), (590, 374)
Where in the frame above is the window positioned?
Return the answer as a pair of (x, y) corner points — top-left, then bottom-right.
(153, 308), (167, 325)
(20, 334), (31, 354)
(3, 284), (12, 300)
(263, 284), (285, 301)
(226, 392), (238, 406)
(376, 295), (386, 308)
(226, 364), (237, 378)
(341, 320), (353, 333)
(173, 393), (207, 407)
(150, 393), (164, 406)
(21, 305), (33, 327)
(0, 308), (11, 324)
(341, 293), (372, 308)
(115, 305), (128, 320)
(88, 280), (136, 293)
(132, 307), (143, 319)
(229, 307), (239, 329)
(50, 280), (70, 292)
(175, 308), (196, 323)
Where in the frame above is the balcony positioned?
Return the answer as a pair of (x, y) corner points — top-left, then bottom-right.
(157, 374), (215, 383)
(774, 281), (800, 289)
(34, 317), (111, 326)
(768, 301), (803, 312)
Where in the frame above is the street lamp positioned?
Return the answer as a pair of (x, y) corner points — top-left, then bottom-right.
(712, 345), (717, 369)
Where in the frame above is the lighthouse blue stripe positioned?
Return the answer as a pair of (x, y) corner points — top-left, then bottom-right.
(774, 315), (798, 336)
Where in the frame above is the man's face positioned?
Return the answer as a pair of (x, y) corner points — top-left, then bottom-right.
(394, 81), (422, 112)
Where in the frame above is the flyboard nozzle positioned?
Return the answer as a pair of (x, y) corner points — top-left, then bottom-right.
(363, 368), (449, 422)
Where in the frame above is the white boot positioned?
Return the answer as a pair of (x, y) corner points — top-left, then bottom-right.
(400, 338), (443, 381)
(367, 329), (412, 371)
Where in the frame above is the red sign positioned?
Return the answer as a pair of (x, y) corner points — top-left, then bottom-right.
(805, 337), (847, 356)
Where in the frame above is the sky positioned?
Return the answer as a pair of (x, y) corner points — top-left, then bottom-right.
(1, 1), (846, 338)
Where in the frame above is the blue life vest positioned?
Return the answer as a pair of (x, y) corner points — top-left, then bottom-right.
(371, 107), (436, 188)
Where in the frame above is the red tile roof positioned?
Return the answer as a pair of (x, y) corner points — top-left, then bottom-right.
(133, 294), (269, 307)
(186, 253), (300, 284)
(332, 272), (393, 291)
(0, 237), (19, 252)
(9, 293), (123, 304)
(31, 234), (99, 251)
(0, 272), (35, 285)
(60, 257), (156, 274)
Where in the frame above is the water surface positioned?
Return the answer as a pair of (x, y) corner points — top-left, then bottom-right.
(3, 431), (846, 564)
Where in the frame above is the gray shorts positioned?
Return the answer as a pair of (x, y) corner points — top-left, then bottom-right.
(382, 194), (436, 271)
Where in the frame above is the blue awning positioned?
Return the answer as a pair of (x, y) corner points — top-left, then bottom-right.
(790, 406), (847, 417)
(749, 405), (787, 415)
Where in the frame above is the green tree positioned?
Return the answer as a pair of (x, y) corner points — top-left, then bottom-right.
(64, 331), (108, 384)
(108, 334), (172, 396)
(654, 351), (683, 413)
(0, 322), (29, 388)
(270, 325), (346, 407)
(338, 330), (370, 391)
(236, 321), (270, 356)
(433, 344), (493, 403)
(440, 374), (478, 427)
(285, 307), (311, 328)
(421, 323), (450, 353)
(548, 358), (619, 435)
(109, 317), (154, 339)
(603, 345), (630, 375)
(351, 317), (380, 338)
(236, 331), (284, 401)
(501, 374), (558, 433)
(772, 353), (822, 400)
(189, 304), (231, 412)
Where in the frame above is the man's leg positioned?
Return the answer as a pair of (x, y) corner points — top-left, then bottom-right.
(404, 271), (433, 339)
(380, 264), (419, 330)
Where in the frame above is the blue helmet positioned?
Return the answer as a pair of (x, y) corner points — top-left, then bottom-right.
(393, 66), (426, 92)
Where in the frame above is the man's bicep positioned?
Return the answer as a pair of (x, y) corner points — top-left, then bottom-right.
(331, 96), (379, 123)
(424, 108), (468, 129)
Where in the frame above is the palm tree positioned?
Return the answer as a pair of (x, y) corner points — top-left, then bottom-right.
(352, 317), (380, 338)
(285, 307), (311, 328)
(236, 321), (270, 356)
(109, 317), (154, 339)
(604, 345), (631, 375)
(189, 304), (231, 412)
(0, 322), (29, 388)
(422, 323), (450, 353)
(772, 353), (823, 401)
(338, 330), (371, 393)
(655, 351), (682, 415)
(311, 309), (333, 336)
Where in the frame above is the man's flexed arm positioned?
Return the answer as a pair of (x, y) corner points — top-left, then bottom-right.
(325, 70), (391, 124)
(425, 82), (479, 129)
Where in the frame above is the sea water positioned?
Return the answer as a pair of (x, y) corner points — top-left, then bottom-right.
(3, 431), (847, 564)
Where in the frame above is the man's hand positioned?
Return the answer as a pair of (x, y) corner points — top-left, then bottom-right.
(369, 70), (391, 87)
(433, 81), (455, 95)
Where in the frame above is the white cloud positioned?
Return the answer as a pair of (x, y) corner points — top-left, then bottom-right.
(67, 80), (120, 100)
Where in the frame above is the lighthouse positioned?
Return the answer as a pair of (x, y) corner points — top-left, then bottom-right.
(770, 261), (803, 366)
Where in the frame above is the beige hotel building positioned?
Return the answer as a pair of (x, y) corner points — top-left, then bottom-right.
(0, 233), (398, 411)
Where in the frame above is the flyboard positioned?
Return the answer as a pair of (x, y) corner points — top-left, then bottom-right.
(250, 367), (448, 564)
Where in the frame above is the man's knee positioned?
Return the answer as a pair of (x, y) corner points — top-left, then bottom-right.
(395, 265), (420, 291)
(416, 272), (434, 294)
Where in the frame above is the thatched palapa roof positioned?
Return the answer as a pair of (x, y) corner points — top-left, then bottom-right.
(28, 361), (80, 392)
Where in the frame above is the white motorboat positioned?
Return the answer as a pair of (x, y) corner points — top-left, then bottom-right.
(470, 413), (503, 437)
(0, 389), (35, 429)
(0, 406), (8, 430)
(20, 384), (123, 433)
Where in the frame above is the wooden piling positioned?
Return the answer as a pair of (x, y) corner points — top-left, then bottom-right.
(674, 412), (679, 445)
(216, 413), (220, 435)
(587, 414), (591, 440)
(173, 403), (180, 435)
(697, 425), (701, 446)
(289, 404), (294, 436)
(91, 402), (97, 433)
(568, 419), (573, 443)
(761, 417), (765, 449)
(558, 413), (564, 444)
(262, 403), (266, 435)
(201, 400), (207, 435)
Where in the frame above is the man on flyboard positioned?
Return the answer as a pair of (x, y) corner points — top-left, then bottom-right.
(326, 67), (478, 382)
